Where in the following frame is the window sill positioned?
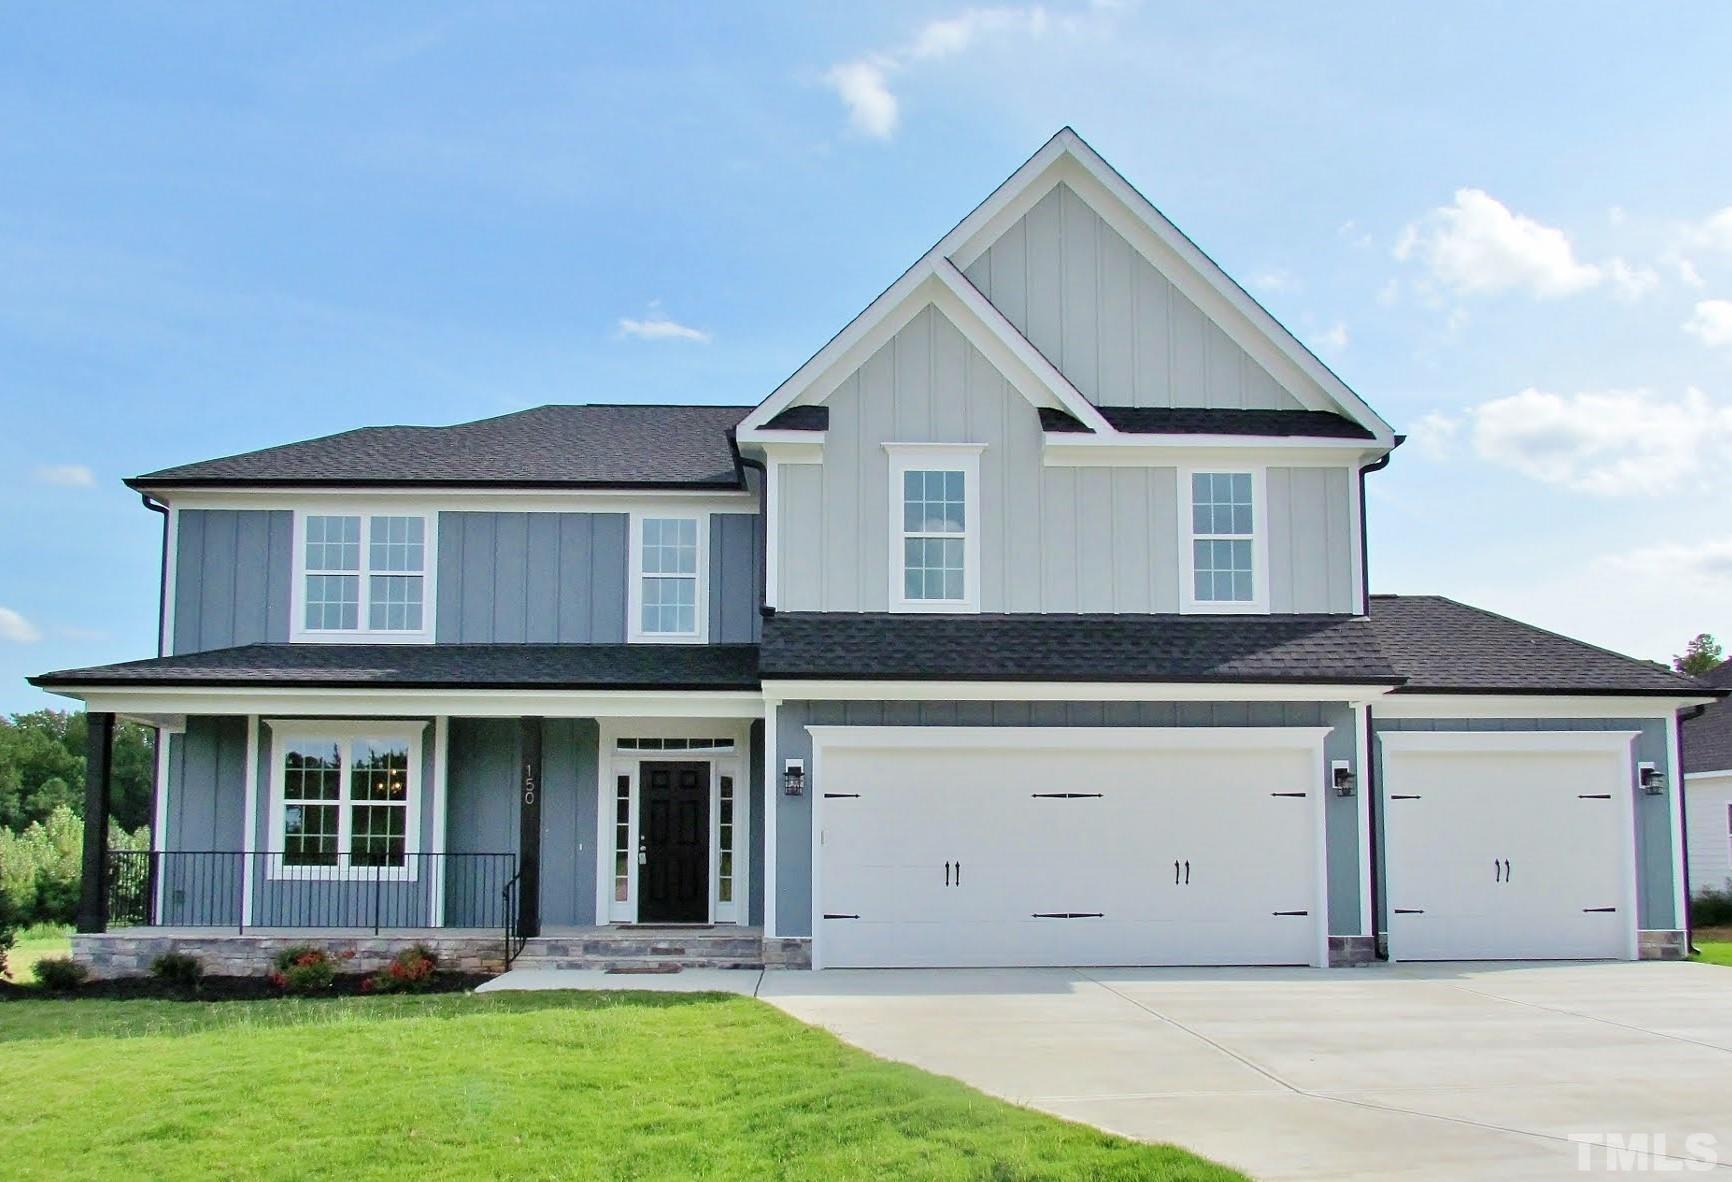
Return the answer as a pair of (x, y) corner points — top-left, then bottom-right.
(287, 631), (435, 645)
(265, 865), (422, 884)
(889, 599), (979, 615)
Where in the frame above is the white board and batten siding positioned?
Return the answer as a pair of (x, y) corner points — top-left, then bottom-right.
(1381, 731), (1641, 962)
(1687, 771), (1732, 897)
(776, 305), (1355, 614)
(809, 726), (1332, 970)
(964, 182), (1303, 411)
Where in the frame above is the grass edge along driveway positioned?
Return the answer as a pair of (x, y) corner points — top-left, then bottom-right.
(0, 989), (1242, 1181)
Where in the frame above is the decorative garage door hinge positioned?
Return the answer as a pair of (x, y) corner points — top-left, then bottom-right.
(1577, 794), (1612, 800)
(1394, 908), (1424, 914)
(1031, 912), (1104, 919)
(1390, 794), (1422, 800)
(1272, 910), (1309, 917)
(1031, 792), (1104, 799)
(823, 792), (860, 798)
(1582, 907), (1618, 913)
(823, 913), (860, 920)
(1270, 791), (1307, 798)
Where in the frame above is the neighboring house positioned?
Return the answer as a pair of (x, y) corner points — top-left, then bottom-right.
(1684, 659), (1732, 901)
(32, 129), (1720, 977)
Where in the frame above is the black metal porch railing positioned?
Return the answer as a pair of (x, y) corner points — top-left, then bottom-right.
(105, 851), (520, 955)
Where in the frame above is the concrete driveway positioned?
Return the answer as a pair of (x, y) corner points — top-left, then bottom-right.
(758, 962), (1732, 1180)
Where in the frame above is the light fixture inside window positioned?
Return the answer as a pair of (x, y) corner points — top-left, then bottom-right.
(1639, 763), (1666, 795)
(1331, 761), (1356, 797)
(783, 758), (805, 797)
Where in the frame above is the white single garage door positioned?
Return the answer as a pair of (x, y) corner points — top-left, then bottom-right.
(1382, 731), (1639, 962)
(810, 726), (1331, 969)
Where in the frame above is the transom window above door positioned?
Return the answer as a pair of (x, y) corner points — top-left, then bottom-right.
(885, 443), (984, 613)
(295, 513), (433, 640)
(1182, 469), (1266, 613)
(631, 515), (705, 641)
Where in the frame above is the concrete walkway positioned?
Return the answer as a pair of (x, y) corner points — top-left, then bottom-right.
(482, 960), (1732, 1179)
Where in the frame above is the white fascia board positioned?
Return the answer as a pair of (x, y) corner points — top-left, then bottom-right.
(737, 266), (1108, 441)
(942, 134), (1396, 446)
(806, 724), (1334, 751)
(67, 686), (767, 719)
(1685, 769), (1732, 782)
(151, 489), (757, 513)
(762, 679), (1396, 703)
(1377, 730), (1642, 754)
(1043, 440), (1380, 468)
(1373, 694), (1713, 719)
(750, 440), (825, 465)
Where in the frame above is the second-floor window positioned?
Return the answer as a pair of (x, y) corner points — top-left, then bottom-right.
(633, 516), (702, 640)
(886, 443), (983, 613)
(298, 514), (429, 638)
(1184, 470), (1265, 611)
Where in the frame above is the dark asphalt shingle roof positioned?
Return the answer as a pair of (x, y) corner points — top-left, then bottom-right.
(1367, 595), (1706, 695)
(762, 406), (829, 431)
(130, 404), (752, 489)
(759, 612), (1400, 684)
(29, 643), (761, 691)
(1037, 406), (1375, 439)
(1684, 659), (1732, 773)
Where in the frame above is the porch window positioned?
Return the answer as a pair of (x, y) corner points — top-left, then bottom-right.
(297, 514), (431, 638)
(267, 722), (424, 877)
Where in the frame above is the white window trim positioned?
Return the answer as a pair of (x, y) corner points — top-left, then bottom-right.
(289, 509), (438, 643)
(1178, 465), (1269, 614)
(262, 719), (427, 881)
(627, 511), (710, 643)
(885, 443), (985, 614)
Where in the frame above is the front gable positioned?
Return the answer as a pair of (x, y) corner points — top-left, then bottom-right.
(739, 128), (1394, 448)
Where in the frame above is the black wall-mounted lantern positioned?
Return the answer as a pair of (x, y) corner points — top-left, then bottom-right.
(1331, 761), (1357, 798)
(783, 758), (806, 796)
(1639, 763), (1666, 795)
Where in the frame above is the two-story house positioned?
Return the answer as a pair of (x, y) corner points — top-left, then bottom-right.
(34, 129), (1718, 978)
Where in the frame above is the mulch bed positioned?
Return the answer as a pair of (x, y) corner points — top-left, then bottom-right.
(0, 972), (493, 1002)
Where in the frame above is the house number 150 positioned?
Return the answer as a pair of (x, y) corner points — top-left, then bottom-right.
(523, 765), (538, 806)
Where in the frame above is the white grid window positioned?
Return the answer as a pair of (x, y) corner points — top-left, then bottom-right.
(718, 773), (735, 904)
(299, 514), (429, 636)
(614, 774), (632, 903)
(901, 470), (967, 601)
(1190, 473), (1256, 604)
(638, 517), (699, 636)
(271, 724), (420, 877)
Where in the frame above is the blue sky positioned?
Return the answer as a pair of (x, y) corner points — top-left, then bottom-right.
(4, 3), (1732, 711)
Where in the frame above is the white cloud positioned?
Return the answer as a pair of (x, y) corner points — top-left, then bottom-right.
(824, 60), (899, 139)
(1408, 411), (1460, 461)
(1337, 220), (1372, 249)
(1674, 256), (1706, 289)
(0, 607), (40, 643)
(616, 301), (711, 344)
(1315, 321), (1349, 354)
(1684, 299), (1732, 348)
(1469, 385), (1732, 495)
(1599, 538), (1732, 588)
(824, 6), (1062, 139)
(1375, 278), (1400, 307)
(1693, 207), (1732, 254)
(1606, 257), (1660, 302)
(33, 463), (95, 488)
(1249, 267), (1300, 294)
(1394, 188), (1602, 299)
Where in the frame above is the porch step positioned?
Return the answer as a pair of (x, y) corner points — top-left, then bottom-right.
(510, 930), (766, 972)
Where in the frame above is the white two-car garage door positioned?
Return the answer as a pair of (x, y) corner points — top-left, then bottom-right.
(1382, 731), (1640, 962)
(810, 727), (1332, 969)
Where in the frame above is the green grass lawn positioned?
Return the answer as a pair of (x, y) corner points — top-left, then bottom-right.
(4, 924), (72, 985)
(1692, 927), (1732, 967)
(0, 989), (1240, 1181)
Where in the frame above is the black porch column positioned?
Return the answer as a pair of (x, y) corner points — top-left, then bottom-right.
(76, 711), (116, 934)
(517, 717), (543, 938)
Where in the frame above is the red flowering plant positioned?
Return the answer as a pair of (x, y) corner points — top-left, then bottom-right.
(366, 944), (439, 994)
(269, 944), (336, 995)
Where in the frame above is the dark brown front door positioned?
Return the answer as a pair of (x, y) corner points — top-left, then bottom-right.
(638, 761), (709, 923)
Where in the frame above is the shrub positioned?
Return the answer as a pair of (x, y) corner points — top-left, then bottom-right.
(269, 945), (335, 995)
(0, 807), (149, 928)
(33, 955), (88, 991)
(149, 951), (204, 990)
(366, 944), (439, 994)
(1692, 883), (1732, 929)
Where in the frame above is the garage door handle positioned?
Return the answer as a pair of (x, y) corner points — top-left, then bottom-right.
(1184, 860), (1190, 885)
(1494, 859), (1502, 882)
(945, 861), (951, 887)
(955, 861), (961, 886)
(1503, 859), (1511, 882)
(1174, 860), (1180, 884)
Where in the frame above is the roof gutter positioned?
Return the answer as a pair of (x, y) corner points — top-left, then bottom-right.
(1357, 437), (1402, 616)
(140, 493), (170, 657)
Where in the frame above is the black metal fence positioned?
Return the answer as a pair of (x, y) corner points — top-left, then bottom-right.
(105, 850), (520, 938)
